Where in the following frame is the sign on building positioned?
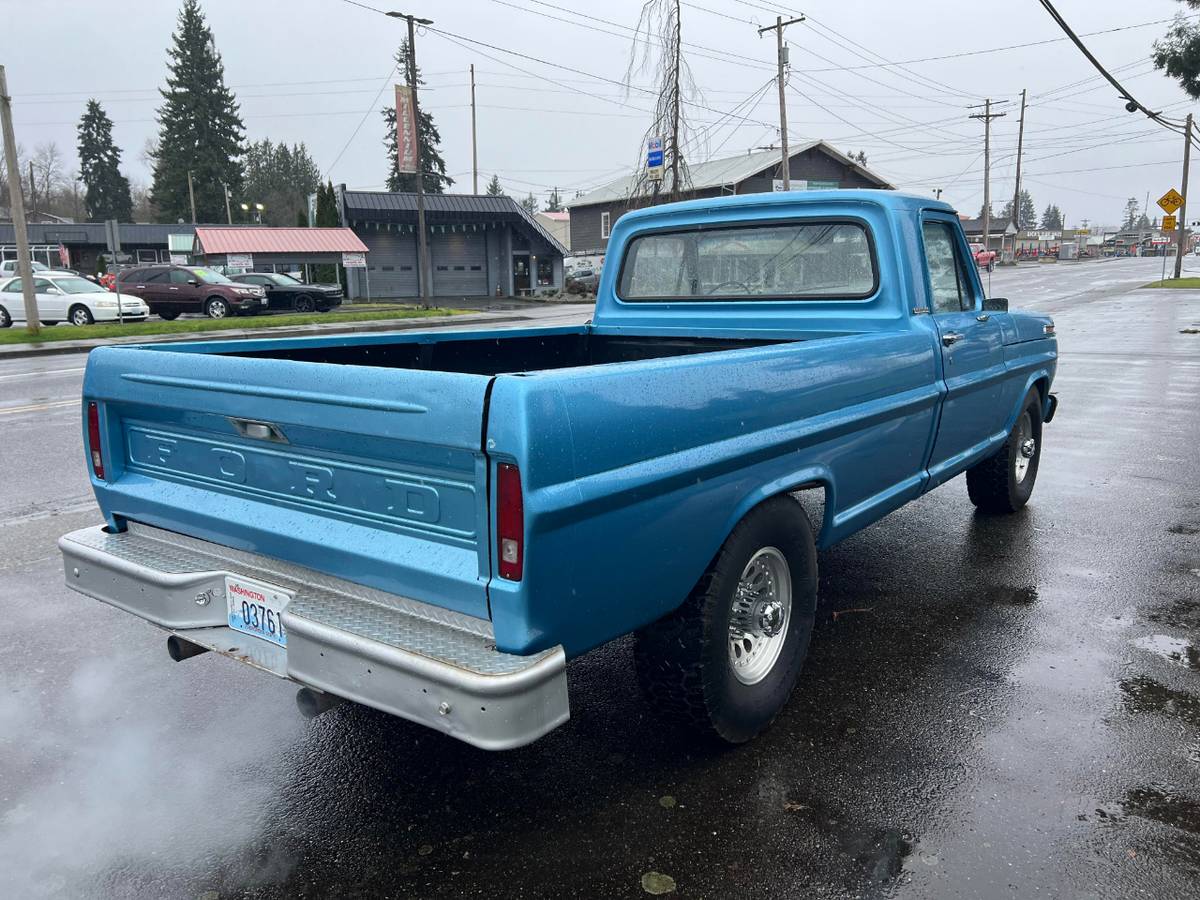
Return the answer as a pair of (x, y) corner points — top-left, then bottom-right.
(646, 136), (664, 181)
(395, 85), (419, 175)
(342, 252), (367, 268)
(169, 254), (188, 265)
(226, 253), (253, 269)
(773, 179), (808, 192)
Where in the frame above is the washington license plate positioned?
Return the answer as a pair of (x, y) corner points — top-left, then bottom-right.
(226, 575), (292, 647)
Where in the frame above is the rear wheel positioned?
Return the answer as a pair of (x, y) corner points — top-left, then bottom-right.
(156, 309), (180, 321)
(293, 294), (316, 313)
(0, 305), (10, 328)
(41, 320), (58, 326)
(69, 304), (94, 326)
(634, 495), (818, 744)
(205, 296), (230, 319)
(966, 387), (1044, 513)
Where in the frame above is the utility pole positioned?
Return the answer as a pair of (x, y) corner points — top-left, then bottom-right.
(0, 65), (39, 335)
(223, 183), (233, 225)
(758, 14), (804, 190)
(28, 159), (35, 211)
(187, 169), (197, 224)
(1012, 88), (1027, 234)
(388, 10), (434, 307)
(1175, 112), (1193, 280)
(470, 63), (478, 194)
(969, 98), (1008, 257)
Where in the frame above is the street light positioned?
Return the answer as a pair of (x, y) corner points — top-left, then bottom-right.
(239, 202), (264, 224)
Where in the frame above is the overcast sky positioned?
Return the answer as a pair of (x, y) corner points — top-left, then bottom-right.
(4, 0), (1198, 226)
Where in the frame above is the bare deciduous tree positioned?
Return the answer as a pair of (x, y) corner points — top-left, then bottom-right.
(32, 141), (67, 207)
(624, 0), (694, 205)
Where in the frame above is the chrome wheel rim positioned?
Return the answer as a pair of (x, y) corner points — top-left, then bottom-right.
(71, 308), (89, 325)
(729, 547), (792, 685)
(1014, 411), (1035, 483)
(208, 301), (227, 319)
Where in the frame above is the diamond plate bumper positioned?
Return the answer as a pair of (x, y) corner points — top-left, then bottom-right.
(59, 523), (569, 749)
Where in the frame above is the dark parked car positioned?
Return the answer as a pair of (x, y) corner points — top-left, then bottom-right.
(231, 272), (343, 313)
(117, 265), (266, 319)
(565, 267), (599, 294)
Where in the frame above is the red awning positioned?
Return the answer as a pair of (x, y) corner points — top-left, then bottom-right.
(194, 227), (368, 255)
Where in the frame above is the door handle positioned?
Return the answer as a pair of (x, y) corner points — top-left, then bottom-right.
(168, 287), (179, 291)
(941, 332), (965, 347)
(976, 313), (990, 322)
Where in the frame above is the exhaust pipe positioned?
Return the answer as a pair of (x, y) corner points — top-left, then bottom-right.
(296, 687), (345, 719)
(167, 635), (211, 661)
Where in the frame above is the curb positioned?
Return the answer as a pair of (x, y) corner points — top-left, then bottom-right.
(0, 312), (532, 361)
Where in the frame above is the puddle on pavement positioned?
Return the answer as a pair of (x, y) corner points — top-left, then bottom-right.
(782, 791), (913, 886)
(1123, 786), (1200, 837)
(1121, 676), (1200, 728)
(1134, 634), (1200, 671)
(1169, 523), (1200, 536)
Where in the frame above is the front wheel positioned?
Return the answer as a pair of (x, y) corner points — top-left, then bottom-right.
(634, 495), (817, 744)
(966, 387), (1044, 513)
(293, 294), (316, 313)
(205, 297), (230, 319)
(0, 305), (10, 328)
(156, 309), (180, 321)
(69, 304), (95, 326)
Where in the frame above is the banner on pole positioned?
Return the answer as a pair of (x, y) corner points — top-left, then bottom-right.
(395, 85), (419, 174)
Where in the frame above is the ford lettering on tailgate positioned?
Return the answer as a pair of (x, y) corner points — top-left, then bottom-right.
(125, 425), (475, 539)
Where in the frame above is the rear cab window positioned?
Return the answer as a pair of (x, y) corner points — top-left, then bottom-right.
(617, 219), (877, 301)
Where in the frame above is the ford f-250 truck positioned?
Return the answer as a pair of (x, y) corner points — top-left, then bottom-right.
(60, 191), (1058, 750)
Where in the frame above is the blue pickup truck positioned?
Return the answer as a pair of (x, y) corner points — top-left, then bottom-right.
(60, 191), (1057, 749)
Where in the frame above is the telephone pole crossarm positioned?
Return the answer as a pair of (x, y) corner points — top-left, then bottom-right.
(968, 98), (1009, 258)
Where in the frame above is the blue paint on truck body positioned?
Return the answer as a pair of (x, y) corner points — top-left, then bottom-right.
(80, 190), (1056, 657)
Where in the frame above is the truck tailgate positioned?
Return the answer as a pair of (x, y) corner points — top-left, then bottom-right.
(83, 345), (493, 620)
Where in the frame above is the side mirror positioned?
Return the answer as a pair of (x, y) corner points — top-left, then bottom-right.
(187, 278), (200, 286)
(983, 296), (1009, 312)
(46, 287), (63, 295)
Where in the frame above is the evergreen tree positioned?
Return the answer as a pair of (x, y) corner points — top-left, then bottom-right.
(382, 38), (452, 193)
(485, 174), (505, 196)
(520, 192), (539, 215)
(1121, 197), (1140, 230)
(545, 186), (564, 212)
(1001, 190), (1037, 230)
(1136, 212), (1151, 230)
(296, 208), (308, 227)
(978, 201), (993, 219)
(150, 0), (245, 222)
(77, 101), (133, 221)
(241, 138), (321, 226)
(313, 182), (341, 283)
(1040, 204), (1063, 230)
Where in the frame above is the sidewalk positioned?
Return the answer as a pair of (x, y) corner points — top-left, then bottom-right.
(0, 310), (532, 361)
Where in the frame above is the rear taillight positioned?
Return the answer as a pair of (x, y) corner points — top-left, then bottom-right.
(496, 463), (524, 581)
(87, 401), (105, 479)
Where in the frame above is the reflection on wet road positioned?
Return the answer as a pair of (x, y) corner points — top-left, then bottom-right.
(1, 261), (1199, 897)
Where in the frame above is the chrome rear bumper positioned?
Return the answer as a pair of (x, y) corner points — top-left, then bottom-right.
(59, 523), (569, 750)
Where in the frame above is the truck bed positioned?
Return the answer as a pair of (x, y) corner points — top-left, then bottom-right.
(217, 330), (791, 375)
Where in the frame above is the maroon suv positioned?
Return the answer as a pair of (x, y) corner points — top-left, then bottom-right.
(117, 265), (267, 319)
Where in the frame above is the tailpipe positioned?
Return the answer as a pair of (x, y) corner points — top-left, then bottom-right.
(296, 687), (345, 719)
(167, 635), (211, 661)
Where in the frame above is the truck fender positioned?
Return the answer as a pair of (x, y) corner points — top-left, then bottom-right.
(1005, 369), (1053, 433)
(722, 465), (836, 551)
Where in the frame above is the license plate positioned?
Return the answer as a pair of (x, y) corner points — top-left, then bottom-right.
(226, 575), (292, 647)
(260, 297), (268, 305)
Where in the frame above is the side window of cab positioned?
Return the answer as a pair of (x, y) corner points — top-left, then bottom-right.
(921, 221), (975, 314)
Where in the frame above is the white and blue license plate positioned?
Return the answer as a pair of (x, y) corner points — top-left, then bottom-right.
(226, 574), (292, 647)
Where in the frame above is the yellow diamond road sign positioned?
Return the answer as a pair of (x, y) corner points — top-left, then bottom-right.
(1158, 188), (1184, 214)
(1163, 214), (1177, 232)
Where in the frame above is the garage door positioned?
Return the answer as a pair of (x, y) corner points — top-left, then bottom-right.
(364, 230), (418, 298)
(431, 232), (487, 297)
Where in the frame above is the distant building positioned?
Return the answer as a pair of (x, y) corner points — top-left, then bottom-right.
(535, 210), (569, 248)
(336, 188), (567, 299)
(958, 216), (1017, 251)
(567, 142), (894, 254)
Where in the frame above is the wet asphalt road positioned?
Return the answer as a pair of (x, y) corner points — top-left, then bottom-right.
(1, 261), (1199, 899)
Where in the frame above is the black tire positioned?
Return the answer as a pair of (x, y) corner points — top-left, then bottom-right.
(0, 305), (11, 328)
(967, 387), (1044, 513)
(634, 495), (818, 744)
(69, 304), (94, 326)
(205, 296), (230, 319)
(156, 309), (180, 321)
(293, 294), (316, 313)
(987, 262), (995, 273)
(41, 320), (58, 326)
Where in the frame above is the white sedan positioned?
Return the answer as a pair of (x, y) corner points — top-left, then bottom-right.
(0, 273), (149, 327)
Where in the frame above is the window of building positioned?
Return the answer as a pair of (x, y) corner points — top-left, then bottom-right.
(537, 257), (554, 286)
(600, 211), (611, 239)
(618, 220), (876, 301)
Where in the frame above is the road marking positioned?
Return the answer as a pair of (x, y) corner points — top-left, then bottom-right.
(0, 366), (85, 381)
(0, 398), (80, 415)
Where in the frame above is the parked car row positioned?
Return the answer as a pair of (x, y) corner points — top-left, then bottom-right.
(0, 261), (346, 326)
